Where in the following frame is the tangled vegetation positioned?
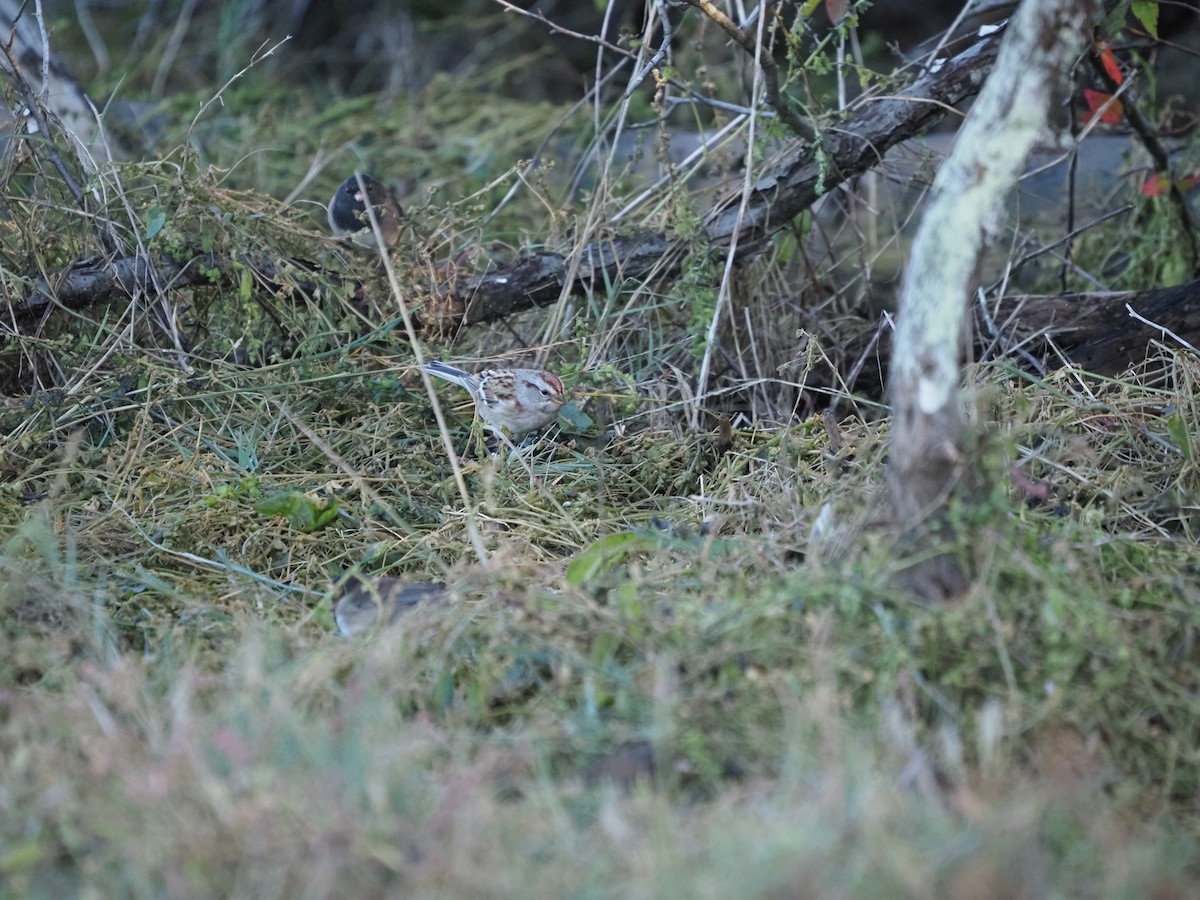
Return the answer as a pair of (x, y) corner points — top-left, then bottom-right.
(3, 2), (1200, 895)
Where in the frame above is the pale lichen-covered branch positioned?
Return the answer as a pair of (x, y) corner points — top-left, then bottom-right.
(888, 0), (1098, 600)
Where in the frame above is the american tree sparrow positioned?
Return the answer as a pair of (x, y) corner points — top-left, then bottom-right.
(327, 173), (403, 247)
(422, 360), (566, 437)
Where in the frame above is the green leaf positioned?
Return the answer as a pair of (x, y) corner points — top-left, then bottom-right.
(254, 492), (339, 533)
(566, 531), (644, 586)
(567, 524), (745, 587)
(1131, 0), (1159, 39)
(144, 203), (166, 241)
(1166, 414), (1193, 462)
(556, 401), (595, 434)
(0, 838), (45, 872)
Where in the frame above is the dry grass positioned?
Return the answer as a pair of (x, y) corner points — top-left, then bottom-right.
(3, 41), (1200, 898)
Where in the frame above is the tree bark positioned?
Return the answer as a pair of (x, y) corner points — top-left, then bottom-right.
(887, 0), (1097, 602)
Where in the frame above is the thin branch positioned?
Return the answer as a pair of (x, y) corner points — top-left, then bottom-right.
(33, 0), (48, 103)
(491, 0), (634, 61)
(489, 0), (782, 134)
(187, 36), (292, 137)
(0, 25), (86, 208)
(696, 3), (769, 413)
(1126, 302), (1200, 355)
(624, 0), (675, 98)
(10, 28), (1010, 338)
(681, 0), (816, 141)
(150, 0), (200, 100)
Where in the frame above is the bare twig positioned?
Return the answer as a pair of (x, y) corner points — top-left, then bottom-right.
(150, 0), (200, 100)
(0, 0), (123, 258)
(0, 20), (86, 207)
(12, 29), (1011, 337)
(73, 0), (109, 74)
(33, 0), (49, 103)
(1126, 302), (1200, 356)
(994, 204), (1133, 287)
(696, 3), (770, 415)
(491, 0), (634, 61)
(624, 0), (675, 98)
(680, 0), (816, 141)
(489, 0), (777, 138)
(187, 36), (292, 137)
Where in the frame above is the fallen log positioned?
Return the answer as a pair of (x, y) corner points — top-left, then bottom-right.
(820, 279), (1200, 398)
(5, 28), (1005, 332)
(994, 280), (1200, 375)
(5, 25), (1196, 384)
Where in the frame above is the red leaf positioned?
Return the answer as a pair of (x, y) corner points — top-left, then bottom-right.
(1084, 89), (1123, 124)
(1141, 174), (1171, 197)
(1096, 42), (1124, 85)
(1141, 173), (1200, 197)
